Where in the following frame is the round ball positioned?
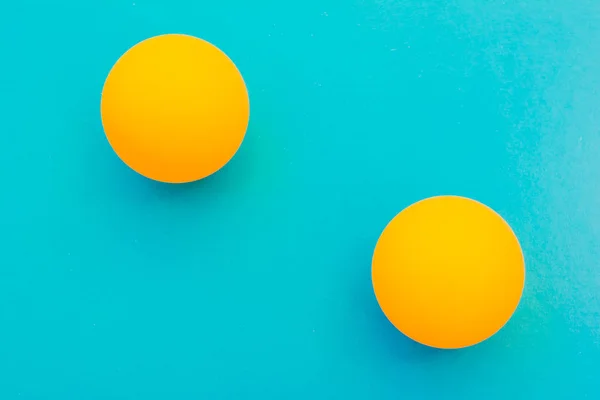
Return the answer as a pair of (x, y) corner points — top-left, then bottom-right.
(372, 196), (525, 349)
(100, 34), (249, 183)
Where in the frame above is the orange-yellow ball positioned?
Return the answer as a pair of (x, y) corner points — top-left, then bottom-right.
(372, 196), (525, 349)
(100, 34), (250, 183)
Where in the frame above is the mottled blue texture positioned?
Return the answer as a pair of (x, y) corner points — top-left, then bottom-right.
(1, 0), (599, 398)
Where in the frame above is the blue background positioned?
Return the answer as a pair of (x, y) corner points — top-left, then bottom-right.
(1, 0), (599, 398)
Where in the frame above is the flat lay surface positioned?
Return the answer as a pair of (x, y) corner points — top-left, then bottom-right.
(1, 0), (599, 398)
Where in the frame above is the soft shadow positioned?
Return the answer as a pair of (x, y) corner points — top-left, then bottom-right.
(140, 158), (239, 200)
(120, 118), (276, 206)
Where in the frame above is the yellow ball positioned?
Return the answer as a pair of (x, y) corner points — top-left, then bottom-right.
(372, 196), (525, 349)
(100, 34), (250, 183)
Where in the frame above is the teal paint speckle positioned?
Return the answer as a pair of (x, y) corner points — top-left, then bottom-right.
(1, 0), (599, 398)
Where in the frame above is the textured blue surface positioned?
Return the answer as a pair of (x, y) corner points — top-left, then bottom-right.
(1, 0), (600, 398)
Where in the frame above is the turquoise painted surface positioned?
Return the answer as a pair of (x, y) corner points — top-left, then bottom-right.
(1, 0), (599, 398)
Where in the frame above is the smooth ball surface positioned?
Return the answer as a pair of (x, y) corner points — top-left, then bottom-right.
(101, 34), (249, 183)
(372, 196), (525, 349)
